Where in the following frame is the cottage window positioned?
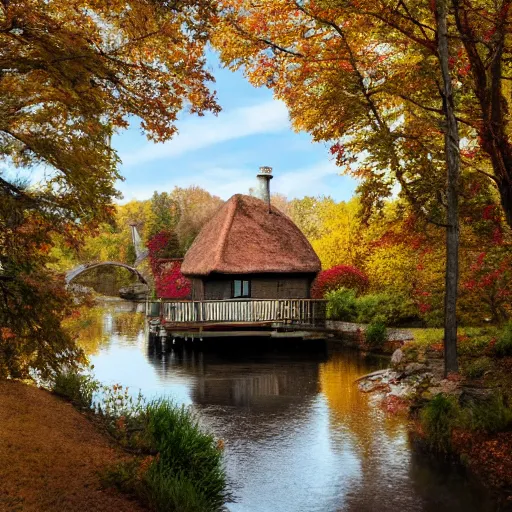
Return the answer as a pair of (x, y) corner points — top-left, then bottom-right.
(233, 279), (250, 298)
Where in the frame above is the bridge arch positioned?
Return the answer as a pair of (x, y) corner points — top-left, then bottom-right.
(65, 261), (148, 285)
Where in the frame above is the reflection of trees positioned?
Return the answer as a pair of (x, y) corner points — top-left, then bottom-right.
(320, 351), (406, 451)
(320, 351), (415, 512)
(65, 307), (110, 356)
(406, 449), (496, 512)
(69, 304), (144, 356)
(112, 312), (145, 337)
(320, 351), (379, 457)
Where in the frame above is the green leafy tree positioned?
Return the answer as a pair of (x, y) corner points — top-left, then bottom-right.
(146, 192), (181, 240)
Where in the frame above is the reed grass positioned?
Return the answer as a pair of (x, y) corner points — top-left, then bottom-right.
(52, 373), (228, 511)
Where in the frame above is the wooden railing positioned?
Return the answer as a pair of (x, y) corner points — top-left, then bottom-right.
(147, 299), (327, 327)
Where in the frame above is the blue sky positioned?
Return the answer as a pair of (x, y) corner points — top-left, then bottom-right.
(114, 52), (358, 203)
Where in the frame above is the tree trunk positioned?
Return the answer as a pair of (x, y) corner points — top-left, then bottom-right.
(436, 0), (459, 375)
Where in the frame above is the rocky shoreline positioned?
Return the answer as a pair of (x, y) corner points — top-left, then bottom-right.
(357, 348), (459, 401)
(355, 345), (512, 506)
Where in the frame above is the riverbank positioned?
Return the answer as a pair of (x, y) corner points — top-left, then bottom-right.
(353, 325), (512, 505)
(0, 379), (144, 512)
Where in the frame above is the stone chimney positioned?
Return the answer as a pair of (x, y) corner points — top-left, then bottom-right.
(255, 166), (273, 207)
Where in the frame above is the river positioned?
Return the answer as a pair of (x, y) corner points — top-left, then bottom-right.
(79, 300), (497, 512)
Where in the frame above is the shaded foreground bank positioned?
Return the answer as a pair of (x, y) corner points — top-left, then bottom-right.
(0, 380), (144, 512)
(0, 378), (228, 512)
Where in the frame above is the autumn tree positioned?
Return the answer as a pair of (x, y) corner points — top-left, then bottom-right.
(171, 186), (224, 253)
(146, 192), (181, 240)
(288, 196), (324, 240)
(212, 0), (485, 373)
(0, 190), (86, 379)
(1, 0), (219, 224)
(0, 0), (219, 378)
(436, 0), (462, 372)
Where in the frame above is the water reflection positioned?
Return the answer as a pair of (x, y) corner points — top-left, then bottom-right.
(148, 338), (323, 410)
(82, 303), (497, 512)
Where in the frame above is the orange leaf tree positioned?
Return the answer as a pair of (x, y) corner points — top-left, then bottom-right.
(213, 0), (512, 227)
(0, 0), (219, 378)
(212, 0), (512, 373)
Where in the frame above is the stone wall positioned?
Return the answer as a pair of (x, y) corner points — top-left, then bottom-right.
(325, 320), (414, 343)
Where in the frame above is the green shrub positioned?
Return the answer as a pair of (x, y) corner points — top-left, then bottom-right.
(355, 293), (416, 325)
(143, 400), (227, 511)
(101, 398), (228, 511)
(140, 464), (212, 512)
(325, 288), (357, 321)
(495, 321), (512, 356)
(462, 357), (493, 379)
(420, 394), (459, 453)
(56, 375), (228, 511)
(457, 334), (491, 357)
(365, 319), (387, 348)
(423, 309), (444, 328)
(53, 370), (99, 409)
(460, 393), (512, 433)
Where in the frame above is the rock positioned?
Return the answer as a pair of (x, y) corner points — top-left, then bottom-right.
(359, 380), (391, 393)
(459, 386), (495, 405)
(355, 369), (391, 382)
(427, 378), (461, 397)
(119, 283), (149, 300)
(404, 362), (428, 376)
(391, 349), (404, 367)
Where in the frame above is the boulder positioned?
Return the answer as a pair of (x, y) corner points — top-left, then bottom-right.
(119, 283), (149, 300)
(391, 349), (404, 367)
(403, 362), (428, 376)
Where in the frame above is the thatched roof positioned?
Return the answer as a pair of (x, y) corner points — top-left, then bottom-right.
(181, 194), (321, 276)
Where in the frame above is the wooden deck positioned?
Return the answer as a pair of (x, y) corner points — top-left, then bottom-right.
(147, 299), (327, 339)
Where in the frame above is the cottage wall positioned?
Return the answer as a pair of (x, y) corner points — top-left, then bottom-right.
(190, 273), (315, 300)
(190, 278), (204, 301)
(251, 277), (312, 299)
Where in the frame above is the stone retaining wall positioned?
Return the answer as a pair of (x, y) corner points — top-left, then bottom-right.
(325, 320), (414, 343)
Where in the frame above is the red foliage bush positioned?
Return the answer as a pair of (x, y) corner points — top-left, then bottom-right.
(147, 231), (180, 261)
(311, 265), (369, 299)
(154, 259), (191, 299)
(147, 231), (191, 299)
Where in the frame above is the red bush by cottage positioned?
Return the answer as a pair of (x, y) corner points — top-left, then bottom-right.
(311, 265), (369, 298)
(154, 260), (191, 299)
(147, 231), (191, 299)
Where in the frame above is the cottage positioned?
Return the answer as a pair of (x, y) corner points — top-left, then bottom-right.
(181, 167), (321, 301)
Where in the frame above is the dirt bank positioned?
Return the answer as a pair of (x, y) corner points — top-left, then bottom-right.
(0, 380), (145, 512)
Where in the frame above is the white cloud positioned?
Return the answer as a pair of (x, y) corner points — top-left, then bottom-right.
(273, 161), (342, 197)
(120, 100), (290, 168)
(117, 166), (255, 202)
(117, 160), (357, 203)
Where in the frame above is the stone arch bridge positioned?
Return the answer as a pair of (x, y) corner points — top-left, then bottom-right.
(65, 225), (149, 287)
(65, 261), (148, 285)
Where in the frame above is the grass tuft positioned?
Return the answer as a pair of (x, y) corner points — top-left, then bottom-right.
(365, 320), (387, 348)
(52, 370), (98, 409)
(420, 394), (459, 453)
(143, 400), (227, 511)
(52, 371), (228, 511)
(459, 393), (512, 434)
(462, 357), (493, 379)
(99, 398), (229, 512)
(495, 322), (512, 357)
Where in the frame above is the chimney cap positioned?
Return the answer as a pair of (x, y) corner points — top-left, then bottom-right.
(257, 166), (273, 178)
